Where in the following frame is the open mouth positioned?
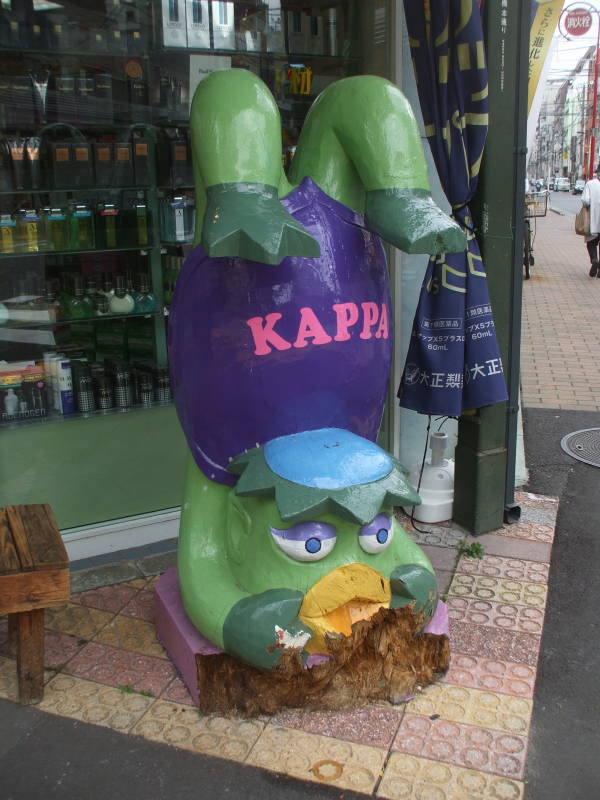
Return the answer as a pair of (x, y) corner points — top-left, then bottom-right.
(298, 563), (391, 654)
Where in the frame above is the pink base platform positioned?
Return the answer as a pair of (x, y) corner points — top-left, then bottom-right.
(154, 567), (450, 706)
(154, 567), (222, 706)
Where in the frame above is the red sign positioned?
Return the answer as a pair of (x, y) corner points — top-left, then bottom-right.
(564, 8), (593, 36)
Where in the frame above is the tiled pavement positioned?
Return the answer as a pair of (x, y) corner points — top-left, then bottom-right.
(0, 490), (557, 800)
(521, 210), (600, 411)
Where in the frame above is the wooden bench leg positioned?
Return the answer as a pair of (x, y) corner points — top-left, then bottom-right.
(15, 609), (45, 705)
(7, 614), (18, 658)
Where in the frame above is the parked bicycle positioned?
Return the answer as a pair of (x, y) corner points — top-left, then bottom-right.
(523, 190), (548, 279)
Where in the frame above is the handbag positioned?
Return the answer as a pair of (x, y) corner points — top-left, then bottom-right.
(575, 204), (590, 236)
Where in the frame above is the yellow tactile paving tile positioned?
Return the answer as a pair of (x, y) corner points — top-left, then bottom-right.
(0, 655), (56, 700)
(377, 753), (524, 799)
(122, 578), (151, 590)
(133, 699), (264, 761)
(0, 655), (17, 701)
(405, 685), (532, 737)
(448, 575), (547, 609)
(39, 674), (154, 732)
(44, 603), (114, 640)
(93, 614), (167, 659)
(247, 723), (387, 794)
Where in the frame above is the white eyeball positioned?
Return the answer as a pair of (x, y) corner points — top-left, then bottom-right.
(270, 521), (336, 562)
(359, 514), (393, 554)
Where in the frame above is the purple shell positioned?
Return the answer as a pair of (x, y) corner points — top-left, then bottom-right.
(168, 178), (393, 484)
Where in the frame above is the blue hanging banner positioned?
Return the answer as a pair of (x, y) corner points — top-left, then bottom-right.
(399, 0), (508, 416)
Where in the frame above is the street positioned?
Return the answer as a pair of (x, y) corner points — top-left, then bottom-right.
(548, 189), (583, 216)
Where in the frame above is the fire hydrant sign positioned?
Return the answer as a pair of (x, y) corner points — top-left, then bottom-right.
(564, 8), (593, 35)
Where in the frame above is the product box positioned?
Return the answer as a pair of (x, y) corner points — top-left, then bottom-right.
(0, 139), (13, 192)
(265, 1), (284, 53)
(46, 15), (70, 49)
(307, 14), (324, 55)
(25, 136), (42, 189)
(106, 27), (127, 54)
(128, 78), (150, 123)
(161, 0), (187, 47)
(286, 10), (308, 54)
(170, 137), (193, 187)
(10, 75), (34, 128)
(48, 75), (76, 124)
(71, 142), (94, 188)
(186, 0), (209, 48)
(93, 73), (114, 124)
(76, 76), (95, 125)
(128, 26), (146, 54)
(211, 1), (235, 50)
(325, 7), (338, 56)
(132, 137), (152, 185)
(114, 142), (134, 186)
(7, 137), (27, 191)
(1, 372), (49, 424)
(105, 0), (127, 23)
(46, 142), (72, 188)
(90, 28), (108, 52)
(29, 21), (48, 50)
(235, 2), (263, 52)
(93, 142), (114, 187)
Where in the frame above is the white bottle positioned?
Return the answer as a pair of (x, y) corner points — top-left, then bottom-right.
(4, 387), (18, 415)
(109, 276), (135, 314)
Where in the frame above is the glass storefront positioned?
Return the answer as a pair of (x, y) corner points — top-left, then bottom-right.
(0, 0), (396, 532)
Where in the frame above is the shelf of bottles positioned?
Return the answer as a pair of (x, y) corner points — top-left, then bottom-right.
(0, 0), (362, 428)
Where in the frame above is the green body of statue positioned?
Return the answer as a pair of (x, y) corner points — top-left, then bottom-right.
(175, 70), (462, 671)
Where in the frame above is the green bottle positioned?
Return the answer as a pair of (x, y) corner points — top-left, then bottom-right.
(136, 202), (149, 246)
(98, 203), (119, 248)
(46, 207), (68, 251)
(70, 204), (94, 251)
(65, 275), (94, 319)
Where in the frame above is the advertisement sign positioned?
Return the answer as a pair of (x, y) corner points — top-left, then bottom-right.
(528, 0), (563, 113)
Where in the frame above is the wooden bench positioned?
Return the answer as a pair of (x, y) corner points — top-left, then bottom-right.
(0, 505), (70, 704)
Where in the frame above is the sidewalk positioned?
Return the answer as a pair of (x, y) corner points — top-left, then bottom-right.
(1, 492), (557, 800)
(520, 209), (600, 411)
(2, 208), (590, 800)
(519, 202), (600, 800)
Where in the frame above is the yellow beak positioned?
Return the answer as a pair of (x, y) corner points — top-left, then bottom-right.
(299, 563), (391, 655)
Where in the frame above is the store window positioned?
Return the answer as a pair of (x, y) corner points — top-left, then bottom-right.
(0, 0), (394, 530)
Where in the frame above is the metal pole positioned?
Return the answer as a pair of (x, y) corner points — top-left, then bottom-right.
(588, 14), (600, 176)
(503, 0), (530, 520)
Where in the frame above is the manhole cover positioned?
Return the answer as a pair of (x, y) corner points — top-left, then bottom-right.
(560, 428), (600, 467)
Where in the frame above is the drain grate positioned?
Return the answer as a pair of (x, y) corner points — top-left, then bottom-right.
(560, 428), (600, 467)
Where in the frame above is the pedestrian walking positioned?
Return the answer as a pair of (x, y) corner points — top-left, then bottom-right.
(582, 165), (600, 276)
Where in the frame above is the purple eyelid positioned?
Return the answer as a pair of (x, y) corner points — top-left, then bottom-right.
(271, 522), (337, 542)
(359, 514), (391, 537)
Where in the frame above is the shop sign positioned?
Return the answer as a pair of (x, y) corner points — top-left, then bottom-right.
(561, 6), (593, 37)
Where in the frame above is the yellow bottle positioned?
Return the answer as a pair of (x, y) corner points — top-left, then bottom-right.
(0, 214), (15, 253)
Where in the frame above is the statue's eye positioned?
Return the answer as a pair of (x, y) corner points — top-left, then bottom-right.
(270, 522), (336, 562)
(359, 513), (393, 554)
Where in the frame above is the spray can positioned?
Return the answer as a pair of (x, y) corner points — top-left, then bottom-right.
(58, 360), (75, 414)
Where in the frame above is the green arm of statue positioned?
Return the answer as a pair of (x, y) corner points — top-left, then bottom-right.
(177, 456), (313, 669)
(190, 69), (320, 264)
(189, 70), (465, 264)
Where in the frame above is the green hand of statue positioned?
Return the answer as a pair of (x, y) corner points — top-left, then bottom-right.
(390, 563), (438, 623)
(365, 189), (466, 255)
(202, 183), (321, 265)
(222, 588), (314, 670)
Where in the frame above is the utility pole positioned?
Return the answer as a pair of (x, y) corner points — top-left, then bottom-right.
(588, 15), (600, 176)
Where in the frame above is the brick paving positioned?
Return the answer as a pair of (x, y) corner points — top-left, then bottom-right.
(521, 209), (600, 410)
(0, 491), (558, 799)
